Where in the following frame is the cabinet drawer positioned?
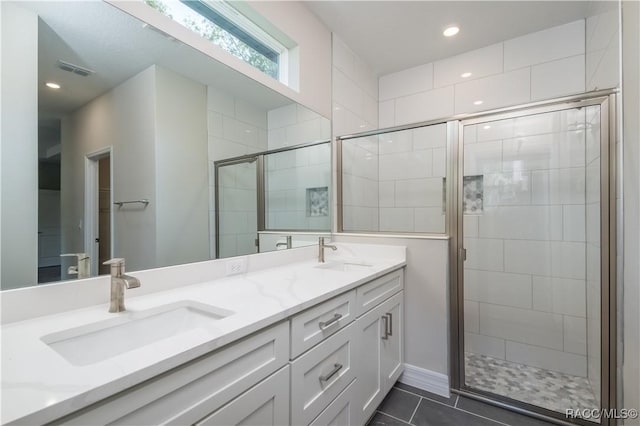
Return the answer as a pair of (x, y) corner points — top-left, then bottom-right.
(309, 379), (357, 426)
(356, 268), (403, 316)
(195, 365), (290, 426)
(291, 322), (356, 426)
(291, 290), (356, 359)
(55, 322), (289, 426)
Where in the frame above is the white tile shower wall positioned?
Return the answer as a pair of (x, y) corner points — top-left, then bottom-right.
(462, 109), (590, 377)
(264, 144), (331, 231)
(207, 85), (268, 258)
(332, 34), (379, 231)
(267, 103), (331, 150)
(379, 20), (586, 127)
(586, 3), (621, 91)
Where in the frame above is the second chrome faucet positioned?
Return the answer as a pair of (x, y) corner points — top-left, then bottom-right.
(104, 258), (140, 313)
(318, 237), (337, 263)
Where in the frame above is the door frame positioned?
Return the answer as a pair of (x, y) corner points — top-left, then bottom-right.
(449, 92), (618, 426)
(84, 146), (113, 276)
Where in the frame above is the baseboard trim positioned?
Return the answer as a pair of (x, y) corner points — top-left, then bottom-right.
(398, 364), (450, 398)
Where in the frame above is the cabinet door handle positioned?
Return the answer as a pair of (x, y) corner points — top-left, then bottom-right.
(319, 363), (343, 382)
(386, 313), (393, 336)
(319, 313), (342, 330)
(381, 315), (389, 340)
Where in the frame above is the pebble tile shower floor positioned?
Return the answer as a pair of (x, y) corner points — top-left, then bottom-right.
(465, 353), (599, 414)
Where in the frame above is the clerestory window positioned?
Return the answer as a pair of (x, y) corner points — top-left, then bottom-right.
(145, 0), (289, 82)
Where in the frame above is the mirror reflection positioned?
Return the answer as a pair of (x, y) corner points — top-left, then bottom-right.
(3, 0), (330, 290)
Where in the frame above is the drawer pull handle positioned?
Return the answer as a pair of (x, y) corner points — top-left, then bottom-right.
(386, 313), (393, 336)
(319, 363), (343, 382)
(381, 315), (389, 340)
(319, 313), (343, 330)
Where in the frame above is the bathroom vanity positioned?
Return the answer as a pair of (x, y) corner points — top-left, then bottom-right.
(1, 243), (405, 425)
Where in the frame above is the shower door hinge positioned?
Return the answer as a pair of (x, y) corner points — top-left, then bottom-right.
(460, 248), (467, 261)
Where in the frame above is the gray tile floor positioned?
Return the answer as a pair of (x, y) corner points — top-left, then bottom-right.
(367, 383), (558, 426)
(465, 353), (599, 414)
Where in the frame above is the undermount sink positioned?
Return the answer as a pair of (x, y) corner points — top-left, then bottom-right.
(315, 260), (373, 272)
(41, 301), (234, 366)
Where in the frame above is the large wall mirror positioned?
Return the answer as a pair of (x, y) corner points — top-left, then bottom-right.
(1, 1), (331, 290)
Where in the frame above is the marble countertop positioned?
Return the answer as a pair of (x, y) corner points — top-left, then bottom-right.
(1, 245), (405, 425)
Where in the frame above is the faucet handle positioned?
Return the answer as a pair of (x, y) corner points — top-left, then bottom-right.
(61, 253), (89, 260)
(103, 258), (125, 276)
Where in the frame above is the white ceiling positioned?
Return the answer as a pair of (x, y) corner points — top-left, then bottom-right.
(306, 1), (603, 76)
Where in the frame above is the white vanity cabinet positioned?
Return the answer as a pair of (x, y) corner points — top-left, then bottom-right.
(355, 274), (404, 425)
(52, 321), (290, 426)
(47, 267), (404, 426)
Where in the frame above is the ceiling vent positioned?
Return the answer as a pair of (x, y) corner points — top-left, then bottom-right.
(57, 60), (95, 77)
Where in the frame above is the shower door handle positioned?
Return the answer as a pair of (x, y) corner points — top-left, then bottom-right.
(460, 248), (467, 262)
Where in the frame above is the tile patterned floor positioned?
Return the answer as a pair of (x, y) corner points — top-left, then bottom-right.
(465, 353), (599, 414)
(367, 383), (558, 426)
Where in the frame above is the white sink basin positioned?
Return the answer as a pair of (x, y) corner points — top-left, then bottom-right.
(315, 260), (373, 272)
(41, 301), (233, 366)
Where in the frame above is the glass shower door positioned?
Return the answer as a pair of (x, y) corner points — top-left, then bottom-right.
(460, 104), (603, 419)
(215, 157), (259, 259)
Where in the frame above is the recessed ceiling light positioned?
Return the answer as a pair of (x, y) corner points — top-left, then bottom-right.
(443, 26), (460, 37)
(461, 72), (472, 78)
(474, 100), (484, 105)
(483, 125), (491, 130)
(46, 82), (61, 89)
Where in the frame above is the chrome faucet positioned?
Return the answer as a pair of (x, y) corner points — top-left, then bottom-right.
(276, 236), (293, 249)
(104, 258), (140, 313)
(318, 237), (337, 263)
(60, 253), (91, 279)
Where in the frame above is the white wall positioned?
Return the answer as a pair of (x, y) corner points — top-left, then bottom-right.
(0, 2), (38, 289)
(586, 2), (621, 91)
(622, 0), (640, 422)
(62, 66), (157, 273)
(379, 21), (587, 127)
(155, 67), (209, 267)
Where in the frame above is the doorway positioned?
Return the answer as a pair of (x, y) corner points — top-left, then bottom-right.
(451, 94), (617, 425)
(85, 148), (113, 276)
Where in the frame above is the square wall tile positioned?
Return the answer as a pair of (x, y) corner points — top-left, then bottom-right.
(531, 55), (586, 101)
(454, 68), (530, 114)
(379, 62), (434, 101)
(504, 20), (585, 70)
(434, 43), (503, 88)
